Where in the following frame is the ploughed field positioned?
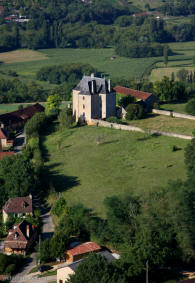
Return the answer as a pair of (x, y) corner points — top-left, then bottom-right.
(43, 125), (188, 217)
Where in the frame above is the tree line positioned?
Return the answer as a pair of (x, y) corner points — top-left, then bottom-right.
(1, 0), (195, 57)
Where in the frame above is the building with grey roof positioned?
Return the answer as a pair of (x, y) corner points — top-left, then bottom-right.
(73, 74), (116, 123)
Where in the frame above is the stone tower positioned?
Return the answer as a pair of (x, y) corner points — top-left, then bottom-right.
(73, 74), (116, 123)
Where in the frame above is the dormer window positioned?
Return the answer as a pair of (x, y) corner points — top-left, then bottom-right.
(14, 232), (19, 239)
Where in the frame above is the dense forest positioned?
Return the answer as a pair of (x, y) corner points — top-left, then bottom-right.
(1, 0), (195, 57)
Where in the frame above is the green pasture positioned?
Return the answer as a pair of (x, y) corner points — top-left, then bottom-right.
(43, 125), (188, 217)
(127, 114), (195, 136)
(129, 0), (163, 9)
(160, 103), (187, 114)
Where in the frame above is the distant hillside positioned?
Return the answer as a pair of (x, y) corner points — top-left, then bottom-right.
(128, 0), (163, 10)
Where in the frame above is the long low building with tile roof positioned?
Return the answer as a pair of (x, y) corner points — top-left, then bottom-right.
(114, 86), (159, 111)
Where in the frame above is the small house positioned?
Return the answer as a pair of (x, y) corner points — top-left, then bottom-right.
(65, 241), (101, 263)
(4, 220), (37, 255)
(2, 195), (33, 223)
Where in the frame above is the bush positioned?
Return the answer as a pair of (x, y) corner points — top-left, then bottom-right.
(106, 116), (124, 124)
(58, 108), (75, 129)
(185, 98), (195, 115)
(25, 112), (46, 139)
(125, 104), (145, 120)
(153, 102), (160, 109)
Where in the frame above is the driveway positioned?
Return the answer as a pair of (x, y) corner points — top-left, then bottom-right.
(14, 131), (26, 153)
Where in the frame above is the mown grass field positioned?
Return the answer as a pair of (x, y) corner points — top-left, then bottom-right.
(160, 103), (187, 114)
(130, 0), (163, 9)
(150, 41), (195, 81)
(43, 125), (188, 217)
(127, 114), (195, 136)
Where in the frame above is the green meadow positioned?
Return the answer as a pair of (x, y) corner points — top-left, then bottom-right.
(43, 125), (188, 217)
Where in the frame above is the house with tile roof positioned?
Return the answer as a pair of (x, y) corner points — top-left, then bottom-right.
(2, 195), (33, 223)
(4, 220), (37, 255)
(57, 250), (120, 283)
(65, 241), (101, 263)
(114, 86), (159, 111)
(73, 74), (116, 123)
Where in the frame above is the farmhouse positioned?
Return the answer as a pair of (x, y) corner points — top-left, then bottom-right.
(65, 241), (101, 263)
(57, 250), (119, 283)
(0, 103), (44, 148)
(0, 103), (44, 132)
(2, 195), (33, 223)
(73, 74), (116, 123)
(114, 86), (159, 111)
(4, 220), (37, 255)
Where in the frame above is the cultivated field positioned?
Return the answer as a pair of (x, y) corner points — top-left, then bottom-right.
(0, 48), (159, 83)
(43, 125), (188, 216)
(0, 50), (47, 64)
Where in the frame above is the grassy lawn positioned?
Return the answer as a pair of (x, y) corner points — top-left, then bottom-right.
(160, 103), (187, 114)
(38, 270), (57, 278)
(127, 114), (195, 136)
(43, 125), (188, 217)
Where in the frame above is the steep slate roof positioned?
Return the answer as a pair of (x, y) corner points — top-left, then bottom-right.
(74, 76), (108, 95)
(67, 242), (101, 256)
(0, 103), (44, 126)
(0, 152), (14, 160)
(114, 86), (152, 101)
(3, 196), (32, 214)
(4, 220), (35, 250)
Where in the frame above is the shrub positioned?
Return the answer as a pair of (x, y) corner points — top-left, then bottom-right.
(125, 104), (144, 120)
(58, 108), (75, 129)
(106, 116), (124, 124)
(25, 112), (46, 139)
(153, 102), (160, 109)
(185, 98), (195, 115)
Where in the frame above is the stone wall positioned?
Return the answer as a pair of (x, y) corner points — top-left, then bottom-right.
(90, 119), (194, 140)
(152, 109), (195, 120)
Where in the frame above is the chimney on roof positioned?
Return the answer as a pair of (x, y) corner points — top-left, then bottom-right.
(91, 73), (94, 78)
(26, 225), (30, 238)
(1, 123), (4, 128)
(108, 79), (112, 93)
(91, 80), (95, 94)
(29, 193), (32, 199)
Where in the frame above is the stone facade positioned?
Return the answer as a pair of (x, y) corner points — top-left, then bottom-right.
(73, 74), (116, 123)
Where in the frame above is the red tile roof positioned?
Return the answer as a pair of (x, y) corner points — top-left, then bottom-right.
(4, 220), (36, 250)
(0, 152), (14, 160)
(67, 242), (101, 256)
(114, 86), (152, 101)
(3, 196), (32, 214)
(0, 103), (44, 127)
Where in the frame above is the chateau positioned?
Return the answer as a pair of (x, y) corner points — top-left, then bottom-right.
(73, 74), (116, 123)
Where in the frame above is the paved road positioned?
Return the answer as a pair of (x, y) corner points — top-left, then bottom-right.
(10, 200), (54, 283)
